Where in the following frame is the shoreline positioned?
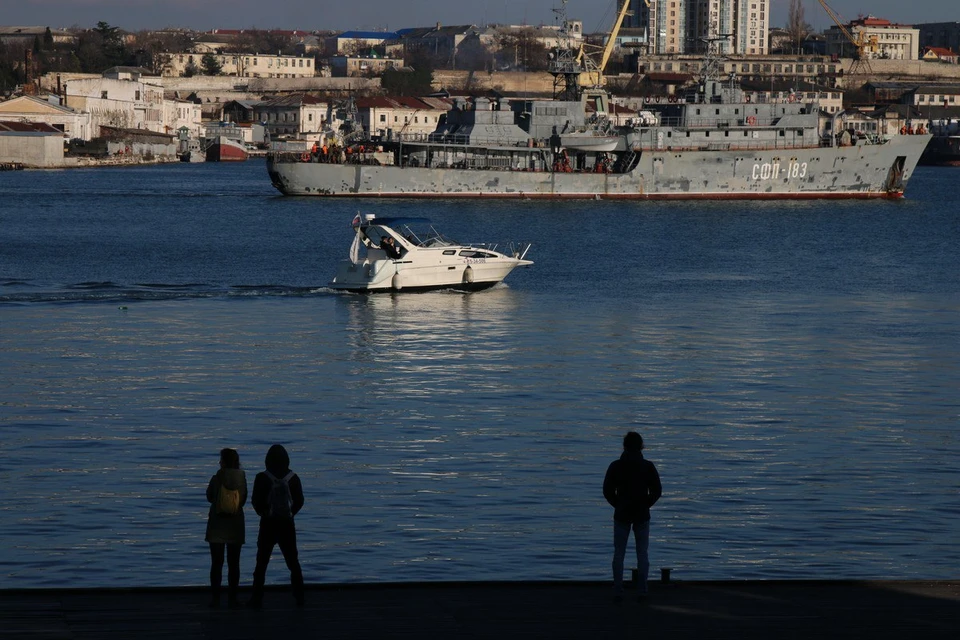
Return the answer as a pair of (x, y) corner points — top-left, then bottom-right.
(2, 579), (957, 639)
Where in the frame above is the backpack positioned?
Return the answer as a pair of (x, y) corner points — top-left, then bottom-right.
(216, 480), (241, 516)
(265, 470), (294, 518)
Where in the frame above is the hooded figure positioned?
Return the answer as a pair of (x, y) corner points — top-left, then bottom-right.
(247, 444), (305, 609)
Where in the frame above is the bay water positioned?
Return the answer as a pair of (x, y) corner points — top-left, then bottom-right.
(1, 161), (957, 588)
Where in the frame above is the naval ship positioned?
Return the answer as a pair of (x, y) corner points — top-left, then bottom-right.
(266, 7), (929, 200)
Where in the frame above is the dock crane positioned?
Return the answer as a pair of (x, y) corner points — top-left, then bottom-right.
(550, 0), (633, 99)
(817, 0), (877, 74)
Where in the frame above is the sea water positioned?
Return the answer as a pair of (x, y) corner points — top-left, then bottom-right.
(0, 161), (957, 587)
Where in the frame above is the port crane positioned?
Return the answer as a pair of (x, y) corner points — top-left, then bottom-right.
(550, 0), (633, 99)
(817, 0), (877, 74)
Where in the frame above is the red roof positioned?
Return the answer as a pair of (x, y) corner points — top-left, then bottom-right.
(0, 121), (62, 133)
(354, 97), (449, 110)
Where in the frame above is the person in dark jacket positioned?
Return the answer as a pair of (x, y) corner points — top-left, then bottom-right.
(205, 447), (247, 609)
(603, 431), (662, 598)
(246, 444), (305, 609)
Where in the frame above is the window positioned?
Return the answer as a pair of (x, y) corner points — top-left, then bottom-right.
(380, 114), (386, 122)
(101, 91), (108, 99)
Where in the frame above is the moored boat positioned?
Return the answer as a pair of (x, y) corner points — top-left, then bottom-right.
(205, 135), (248, 162)
(919, 118), (960, 166)
(329, 214), (532, 293)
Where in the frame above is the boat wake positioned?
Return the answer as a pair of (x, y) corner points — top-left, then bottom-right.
(0, 280), (326, 304)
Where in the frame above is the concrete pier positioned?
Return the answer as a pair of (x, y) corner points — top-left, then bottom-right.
(2, 580), (958, 639)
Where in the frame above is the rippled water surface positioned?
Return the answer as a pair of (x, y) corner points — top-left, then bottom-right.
(1, 162), (958, 587)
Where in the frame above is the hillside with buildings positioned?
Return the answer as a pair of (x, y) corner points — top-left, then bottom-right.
(2, 3), (959, 168)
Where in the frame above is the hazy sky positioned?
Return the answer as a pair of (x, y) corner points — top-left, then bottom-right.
(2, 1), (956, 34)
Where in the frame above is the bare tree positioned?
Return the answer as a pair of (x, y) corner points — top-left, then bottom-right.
(785, 0), (813, 54)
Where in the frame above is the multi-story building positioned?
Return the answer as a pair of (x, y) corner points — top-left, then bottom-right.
(825, 17), (919, 60)
(733, 0), (769, 55)
(324, 31), (401, 57)
(626, 0), (767, 56)
(355, 96), (451, 140)
(162, 98), (203, 137)
(61, 67), (165, 136)
(253, 93), (329, 141)
(329, 55), (403, 78)
(159, 52), (316, 78)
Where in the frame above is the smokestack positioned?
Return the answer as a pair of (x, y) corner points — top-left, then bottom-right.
(24, 49), (37, 95)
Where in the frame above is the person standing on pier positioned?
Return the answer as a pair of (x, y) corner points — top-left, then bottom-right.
(603, 431), (662, 600)
(247, 444), (305, 609)
(205, 448), (248, 609)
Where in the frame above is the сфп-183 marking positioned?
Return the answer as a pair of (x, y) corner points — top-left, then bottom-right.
(752, 161), (808, 181)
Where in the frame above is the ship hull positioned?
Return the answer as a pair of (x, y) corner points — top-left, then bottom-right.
(206, 136), (248, 162)
(918, 136), (960, 167)
(268, 135), (930, 200)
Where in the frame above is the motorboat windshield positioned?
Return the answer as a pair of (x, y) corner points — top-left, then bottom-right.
(355, 215), (460, 249)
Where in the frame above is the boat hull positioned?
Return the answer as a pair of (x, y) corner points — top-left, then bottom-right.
(206, 136), (248, 162)
(329, 258), (528, 293)
(918, 136), (960, 166)
(268, 135), (930, 199)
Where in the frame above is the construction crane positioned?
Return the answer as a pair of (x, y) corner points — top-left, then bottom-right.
(817, 0), (877, 73)
(550, 0), (633, 99)
(575, 0), (634, 88)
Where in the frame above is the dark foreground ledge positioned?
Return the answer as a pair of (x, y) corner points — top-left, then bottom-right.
(2, 580), (959, 639)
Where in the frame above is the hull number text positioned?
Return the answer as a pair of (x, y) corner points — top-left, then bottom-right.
(752, 161), (808, 181)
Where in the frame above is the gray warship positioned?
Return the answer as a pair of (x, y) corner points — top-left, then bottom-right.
(266, 8), (929, 200)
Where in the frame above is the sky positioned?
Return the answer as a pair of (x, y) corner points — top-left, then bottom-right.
(1, 0), (956, 34)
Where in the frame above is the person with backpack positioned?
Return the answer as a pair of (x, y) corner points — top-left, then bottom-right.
(603, 431), (662, 601)
(205, 447), (248, 609)
(247, 444), (305, 609)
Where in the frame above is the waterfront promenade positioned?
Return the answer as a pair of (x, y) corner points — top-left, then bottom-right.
(2, 580), (958, 639)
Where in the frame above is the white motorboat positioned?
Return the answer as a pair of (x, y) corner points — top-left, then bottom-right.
(329, 214), (533, 293)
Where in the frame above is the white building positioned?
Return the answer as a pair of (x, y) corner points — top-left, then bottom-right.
(162, 99), (203, 137)
(61, 68), (165, 137)
(355, 96), (451, 140)
(628, 0), (768, 55)
(825, 17), (920, 61)
(160, 52), (316, 78)
(0, 95), (92, 140)
(253, 93), (329, 141)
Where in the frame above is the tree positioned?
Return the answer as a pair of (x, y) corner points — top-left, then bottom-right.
(201, 52), (223, 76)
(785, 0), (813, 54)
(381, 52), (433, 96)
(454, 34), (491, 72)
(494, 29), (549, 72)
(184, 60), (199, 77)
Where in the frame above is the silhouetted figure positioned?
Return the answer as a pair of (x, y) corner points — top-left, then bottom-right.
(380, 235), (402, 259)
(603, 431), (662, 600)
(205, 447), (247, 609)
(246, 444), (305, 609)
